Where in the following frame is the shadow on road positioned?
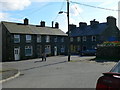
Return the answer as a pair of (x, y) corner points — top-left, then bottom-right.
(21, 61), (67, 71)
(90, 58), (119, 63)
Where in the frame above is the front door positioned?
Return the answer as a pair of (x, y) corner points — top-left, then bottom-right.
(14, 47), (20, 60)
(54, 46), (57, 56)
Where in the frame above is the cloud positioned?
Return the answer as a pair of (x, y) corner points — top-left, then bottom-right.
(70, 4), (83, 16)
(0, 12), (9, 21)
(0, 0), (31, 11)
(0, 12), (23, 22)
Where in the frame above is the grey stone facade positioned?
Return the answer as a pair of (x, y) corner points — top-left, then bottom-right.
(1, 19), (68, 61)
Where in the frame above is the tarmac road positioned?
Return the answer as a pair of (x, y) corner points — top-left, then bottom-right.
(2, 56), (116, 88)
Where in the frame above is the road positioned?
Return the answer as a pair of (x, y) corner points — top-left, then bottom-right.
(2, 56), (116, 88)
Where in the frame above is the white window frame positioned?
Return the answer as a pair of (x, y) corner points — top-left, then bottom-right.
(83, 36), (87, 41)
(54, 36), (57, 42)
(77, 37), (81, 42)
(61, 37), (64, 42)
(37, 35), (41, 43)
(14, 35), (20, 43)
(46, 36), (50, 42)
(92, 36), (96, 41)
(45, 45), (51, 54)
(70, 37), (73, 42)
(25, 46), (33, 56)
(26, 35), (31, 43)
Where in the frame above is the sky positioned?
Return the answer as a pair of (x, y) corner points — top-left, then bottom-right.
(0, 0), (120, 32)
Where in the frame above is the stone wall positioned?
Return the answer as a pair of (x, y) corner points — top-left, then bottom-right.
(96, 46), (120, 60)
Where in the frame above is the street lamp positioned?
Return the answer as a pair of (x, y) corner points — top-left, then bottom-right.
(58, 0), (70, 62)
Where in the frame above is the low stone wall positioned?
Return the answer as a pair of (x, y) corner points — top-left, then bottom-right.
(96, 46), (120, 60)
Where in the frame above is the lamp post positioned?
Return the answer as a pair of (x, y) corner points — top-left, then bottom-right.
(58, 0), (70, 62)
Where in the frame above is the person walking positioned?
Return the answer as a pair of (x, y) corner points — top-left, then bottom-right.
(42, 52), (46, 61)
(42, 53), (44, 61)
(43, 53), (46, 61)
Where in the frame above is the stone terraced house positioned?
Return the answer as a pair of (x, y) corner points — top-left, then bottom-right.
(69, 16), (120, 54)
(0, 18), (68, 61)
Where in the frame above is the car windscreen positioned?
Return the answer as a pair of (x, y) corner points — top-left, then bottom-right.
(110, 61), (120, 73)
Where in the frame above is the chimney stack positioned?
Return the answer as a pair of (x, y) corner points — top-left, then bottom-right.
(55, 22), (59, 28)
(52, 21), (54, 28)
(90, 19), (99, 27)
(24, 18), (29, 25)
(40, 21), (45, 27)
(79, 22), (87, 28)
(69, 24), (76, 31)
(107, 16), (116, 26)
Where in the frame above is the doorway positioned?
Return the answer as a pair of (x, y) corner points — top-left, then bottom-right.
(54, 46), (57, 56)
(14, 47), (20, 60)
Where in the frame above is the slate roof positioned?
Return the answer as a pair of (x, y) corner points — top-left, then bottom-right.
(2, 21), (67, 36)
(70, 23), (108, 37)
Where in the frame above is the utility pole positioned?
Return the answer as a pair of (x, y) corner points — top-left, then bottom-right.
(67, 0), (70, 62)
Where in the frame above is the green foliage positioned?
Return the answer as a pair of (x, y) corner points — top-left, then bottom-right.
(102, 41), (120, 46)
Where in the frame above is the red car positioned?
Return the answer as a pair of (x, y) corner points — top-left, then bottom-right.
(96, 61), (120, 90)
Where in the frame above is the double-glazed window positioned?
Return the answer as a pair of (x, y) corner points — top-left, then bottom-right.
(61, 37), (64, 42)
(70, 37), (73, 42)
(26, 35), (31, 43)
(37, 35), (41, 43)
(82, 36), (87, 41)
(14, 35), (20, 43)
(45, 45), (51, 54)
(54, 37), (57, 42)
(46, 36), (50, 42)
(77, 37), (81, 42)
(25, 46), (33, 56)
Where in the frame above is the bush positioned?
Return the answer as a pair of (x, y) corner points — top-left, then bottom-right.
(102, 41), (120, 46)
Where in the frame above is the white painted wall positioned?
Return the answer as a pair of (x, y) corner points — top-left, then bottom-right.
(118, 1), (120, 30)
(0, 22), (2, 62)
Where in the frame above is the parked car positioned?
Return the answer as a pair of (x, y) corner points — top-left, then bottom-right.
(96, 60), (120, 90)
(80, 49), (96, 56)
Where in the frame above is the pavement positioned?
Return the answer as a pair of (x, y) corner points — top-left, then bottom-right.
(0, 66), (20, 83)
